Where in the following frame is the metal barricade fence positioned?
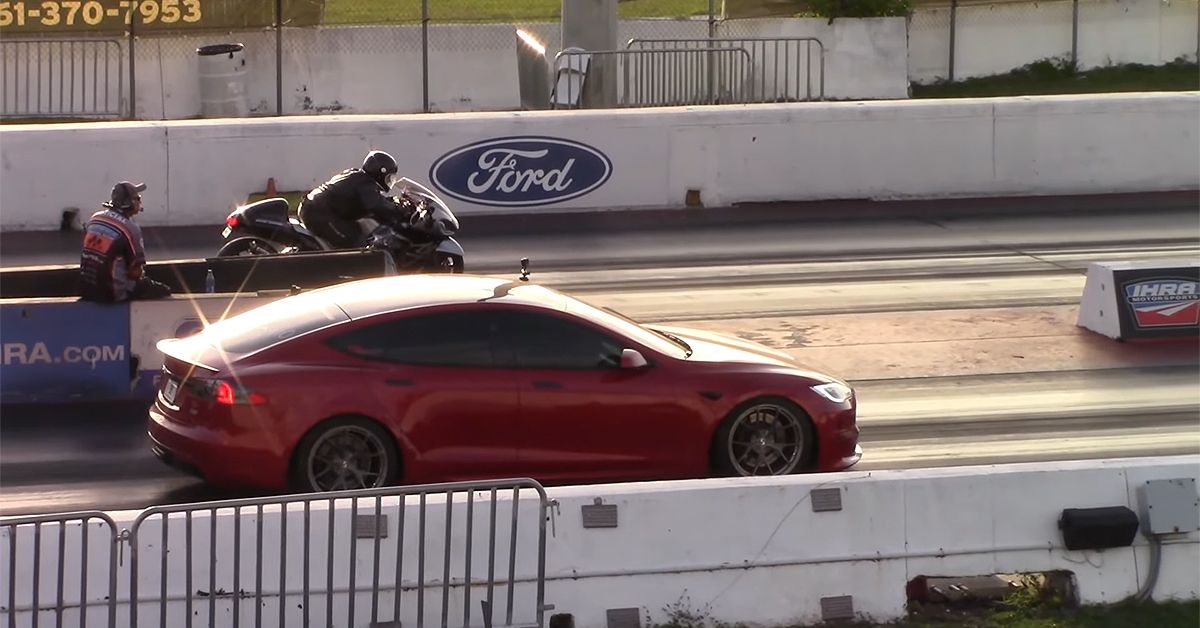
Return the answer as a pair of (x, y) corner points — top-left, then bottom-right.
(0, 39), (124, 118)
(0, 511), (120, 628)
(551, 47), (753, 110)
(626, 37), (826, 103)
(0, 479), (548, 628)
(124, 478), (549, 628)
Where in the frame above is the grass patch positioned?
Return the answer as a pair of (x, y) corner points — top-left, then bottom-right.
(642, 581), (1200, 628)
(893, 598), (1200, 628)
(643, 598), (1199, 627)
(912, 57), (1200, 98)
(320, 0), (1020, 23)
(322, 0), (713, 24)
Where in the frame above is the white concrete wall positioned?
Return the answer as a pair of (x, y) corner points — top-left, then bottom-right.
(3, 91), (1196, 232)
(120, 17), (906, 120)
(2, 457), (1197, 626)
(909, 0), (1199, 83)
(0, 123), (168, 227)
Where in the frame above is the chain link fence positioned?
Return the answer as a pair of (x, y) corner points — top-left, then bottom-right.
(1, 0), (1195, 119)
(909, 0), (1199, 84)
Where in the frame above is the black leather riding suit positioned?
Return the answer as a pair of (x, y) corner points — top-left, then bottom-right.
(297, 169), (397, 249)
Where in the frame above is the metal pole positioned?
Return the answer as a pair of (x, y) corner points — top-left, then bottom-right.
(948, 0), (957, 82)
(707, 0), (716, 103)
(276, 0), (283, 115)
(1071, 0), (1079, 70)
(129, 1), (137, 119)
(422, 0), (430, 113)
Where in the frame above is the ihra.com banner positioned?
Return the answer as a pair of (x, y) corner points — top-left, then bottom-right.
(0, 0), (324, 34)
(0, 300), (133, 403)
(3, 341), (126, 367)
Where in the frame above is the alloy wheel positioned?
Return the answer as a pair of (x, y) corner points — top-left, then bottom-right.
(306, 425), (389, 491)
(725, 402), (805, 476)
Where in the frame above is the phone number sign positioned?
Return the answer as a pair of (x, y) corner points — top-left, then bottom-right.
(0, 0), (324, 33)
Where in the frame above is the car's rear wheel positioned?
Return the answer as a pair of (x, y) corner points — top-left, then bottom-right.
(290, 417), (399, 493)
(712, 397), (815, 477)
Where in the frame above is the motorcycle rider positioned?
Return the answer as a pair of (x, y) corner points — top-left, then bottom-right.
(297, 150), (414, 249)
(79, 181), (173, 303)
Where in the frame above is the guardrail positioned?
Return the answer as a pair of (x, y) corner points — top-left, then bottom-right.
(550, 46), (754, 109)
(626, 37), (826, 103)
(1, 479), (551, 628)
(1, 511), (120, 627)
(3, 458), (1198, 627)
(0, 39), (124, 118)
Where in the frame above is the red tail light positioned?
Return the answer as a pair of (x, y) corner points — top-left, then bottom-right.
(213, 380), (268, 405)
(226, 214), (240, 228)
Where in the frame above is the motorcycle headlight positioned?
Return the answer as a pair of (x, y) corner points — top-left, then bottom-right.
(811, 382), (853, 404)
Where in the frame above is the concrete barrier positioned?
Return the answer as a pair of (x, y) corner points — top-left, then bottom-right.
(2, 92), (1197, 232)
(0, 250), (396, 298)
(2, 456), (1197, 626)
(112, 18), (909, 119)
(0, 250), (394, 403)
(1078, 259), (1200, 341)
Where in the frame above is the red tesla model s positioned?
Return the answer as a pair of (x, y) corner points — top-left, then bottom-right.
(149, 274), (861, 493)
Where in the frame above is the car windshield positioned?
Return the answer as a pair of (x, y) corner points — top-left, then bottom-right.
(201, 295), (349, 355)
(563, 295), (691, 359)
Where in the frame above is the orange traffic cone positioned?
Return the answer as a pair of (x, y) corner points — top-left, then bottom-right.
(266, 177), (277, 197)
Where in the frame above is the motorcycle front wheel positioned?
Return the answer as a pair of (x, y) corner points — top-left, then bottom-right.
(217, 237), (280, 257)
(436, 253), (465, 274)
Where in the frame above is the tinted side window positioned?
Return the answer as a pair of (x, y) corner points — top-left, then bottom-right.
(498, 311), (624, 369)
(327, 310), (497, 367)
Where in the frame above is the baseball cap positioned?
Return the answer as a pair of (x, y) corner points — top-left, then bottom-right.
(103, 181), (147, 210)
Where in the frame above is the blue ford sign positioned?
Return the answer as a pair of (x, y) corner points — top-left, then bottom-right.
(429, 136), (613, 207)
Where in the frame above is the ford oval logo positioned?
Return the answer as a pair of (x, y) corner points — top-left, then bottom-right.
(429, 136), (613, 207)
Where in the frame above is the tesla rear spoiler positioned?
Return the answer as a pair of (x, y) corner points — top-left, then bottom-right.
(156, 337), (221, 374)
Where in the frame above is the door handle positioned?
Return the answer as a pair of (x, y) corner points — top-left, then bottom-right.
(386, 378), (415, 387)
(532, 380), (562, 389)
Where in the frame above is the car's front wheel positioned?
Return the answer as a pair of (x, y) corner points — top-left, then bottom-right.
(712, 397), (815, 477)
(290, 417), (400, 493)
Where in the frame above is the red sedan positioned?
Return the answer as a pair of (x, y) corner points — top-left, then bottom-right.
(149, 274), (861, 493)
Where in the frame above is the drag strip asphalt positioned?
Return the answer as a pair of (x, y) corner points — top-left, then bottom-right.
(2, 197), (1197, 516)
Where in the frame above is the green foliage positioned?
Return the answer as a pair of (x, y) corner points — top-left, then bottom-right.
(794, 0), (914, 19)
(913, 56), (1199, 98)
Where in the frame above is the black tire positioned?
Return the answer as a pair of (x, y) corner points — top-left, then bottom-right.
(217, 237), (280, 257)
(436, 253), (465, 274)
(710, 397), (816, 477)
(289, 416), (400, 493)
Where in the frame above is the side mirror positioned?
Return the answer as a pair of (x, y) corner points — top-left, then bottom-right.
(620, 348), (648, 369)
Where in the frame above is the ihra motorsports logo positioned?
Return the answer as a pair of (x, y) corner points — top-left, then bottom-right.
(1123, 278), (1200, 328)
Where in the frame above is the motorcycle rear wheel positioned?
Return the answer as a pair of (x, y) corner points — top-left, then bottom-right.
(217, 237), (280, 257)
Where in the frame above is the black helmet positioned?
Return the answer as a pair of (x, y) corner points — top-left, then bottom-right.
(102, 181), (146, 213)
(361, 150), (399, 191)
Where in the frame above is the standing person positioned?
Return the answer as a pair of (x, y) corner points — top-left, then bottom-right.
(79, 181), (172, 303)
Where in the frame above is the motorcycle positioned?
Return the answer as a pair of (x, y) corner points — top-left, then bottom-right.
(216, 177), (465, 273)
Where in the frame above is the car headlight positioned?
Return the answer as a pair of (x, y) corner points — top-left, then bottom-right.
(811, 382), (853, 404)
